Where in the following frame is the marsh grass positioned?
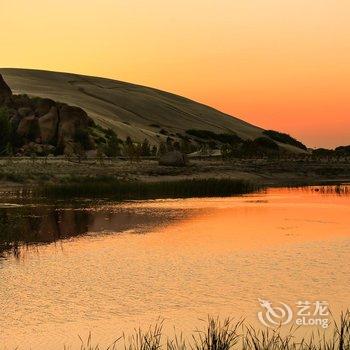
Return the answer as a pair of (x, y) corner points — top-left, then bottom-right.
(38, 178), (260, 200)
(192, 317), (242, 350)
(282, 184), (350, 196)
(123, 322), (164, 350)
(74, 312), (350, 350)
(313, 185), (350, 196)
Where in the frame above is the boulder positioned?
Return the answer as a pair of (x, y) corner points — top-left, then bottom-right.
(35, 98), (56, 117)
(57, 105), (91, 150)
(39, 106), (59, 144)
(17, 115), (40, 140)
(0, 74), (12, 104)
(159, 151), (188, 167)
(60, 105), (91, 125)
(18, 107), (33, 117)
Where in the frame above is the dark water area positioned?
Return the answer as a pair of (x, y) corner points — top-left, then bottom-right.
(0, 201), (194, 259)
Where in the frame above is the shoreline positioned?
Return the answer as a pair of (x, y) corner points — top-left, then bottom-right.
(0, 158), (350, 195)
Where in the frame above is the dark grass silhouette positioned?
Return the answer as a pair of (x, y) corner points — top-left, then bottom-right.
(76, 312), (350, 350)
(38, 178), (260, 200)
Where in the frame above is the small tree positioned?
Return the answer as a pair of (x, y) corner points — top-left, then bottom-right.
(124, 136), (136, 162)
(97, 145), (105, 165)
(221, 144), (232, 160)
(0, 108), (11, 155)
(134, 143), (142, 162)
(180, 139), (191, 154)
(166, 137), (174, 152)
(157, 142), (167, 157)
(75, 128), (91, 149)
(201, 143), (209, 156)
(151, 145), (157, 156)
(125, 136), (133, 147)
(141, 138), (151, 157)
(5, 143), (14, 165)
(173, 141), (181, 151)
(104, 129), (120, 157)
(74, 143), (86, 163)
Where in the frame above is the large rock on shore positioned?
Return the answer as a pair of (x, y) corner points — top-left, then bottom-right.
(35, 98), (56, 117)
(0, 74), (12, 104)
(39, 106), (59, 144)
(159, 151), (188, 167)
(57, 105), (91, 151)
(17, 115), (40, 140)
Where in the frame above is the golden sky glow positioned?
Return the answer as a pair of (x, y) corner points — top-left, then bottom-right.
(1, 0), (349, 148)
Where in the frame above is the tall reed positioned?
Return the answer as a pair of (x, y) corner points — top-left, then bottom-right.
(38, 178), (261, 200)
(76, 312), (350, 350)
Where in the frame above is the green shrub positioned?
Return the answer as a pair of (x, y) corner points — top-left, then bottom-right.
(75, 128), (91, 149)
(313, 148), (335, 157)
(186, 129), (242, 145)
(335, 145), (350, 156)
(104, 129), (121, 157)
(253, 137), (279, 151)
(141, 138), (151, 156)
(263, 130), (307, 150)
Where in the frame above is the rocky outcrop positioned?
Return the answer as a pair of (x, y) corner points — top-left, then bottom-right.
(159, 151), (188, 167)
(17, 115), (40, 140)
(39, 106), (59, 144)
(0, 74), (12, 104)
(18, 107), (32, 117)
(35, 98), (56, 117)
(57, 105), (91, 151)
(0, 75), (100, 156)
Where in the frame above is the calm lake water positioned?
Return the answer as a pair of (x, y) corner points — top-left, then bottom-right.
(0, 186), (350, 349)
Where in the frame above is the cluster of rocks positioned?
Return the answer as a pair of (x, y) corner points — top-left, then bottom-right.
(0, 74), (96, 156)
(0, 74), (190, 166)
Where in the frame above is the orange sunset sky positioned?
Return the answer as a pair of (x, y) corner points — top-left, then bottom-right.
(1, 0), (349, 148)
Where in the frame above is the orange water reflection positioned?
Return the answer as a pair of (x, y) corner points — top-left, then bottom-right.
(0, 186), (349, 349)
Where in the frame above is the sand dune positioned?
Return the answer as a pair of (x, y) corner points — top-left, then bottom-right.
(0, 68), (264, 145)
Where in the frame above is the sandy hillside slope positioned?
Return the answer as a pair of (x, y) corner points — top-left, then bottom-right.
(0, 68), (265, 145)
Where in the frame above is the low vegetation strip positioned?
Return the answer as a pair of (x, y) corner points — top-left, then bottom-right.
(263, 130), (308, 151)
(186, 129), (243, 144)
(75, 312), (350, 350)
(38, 178), (260, 199)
